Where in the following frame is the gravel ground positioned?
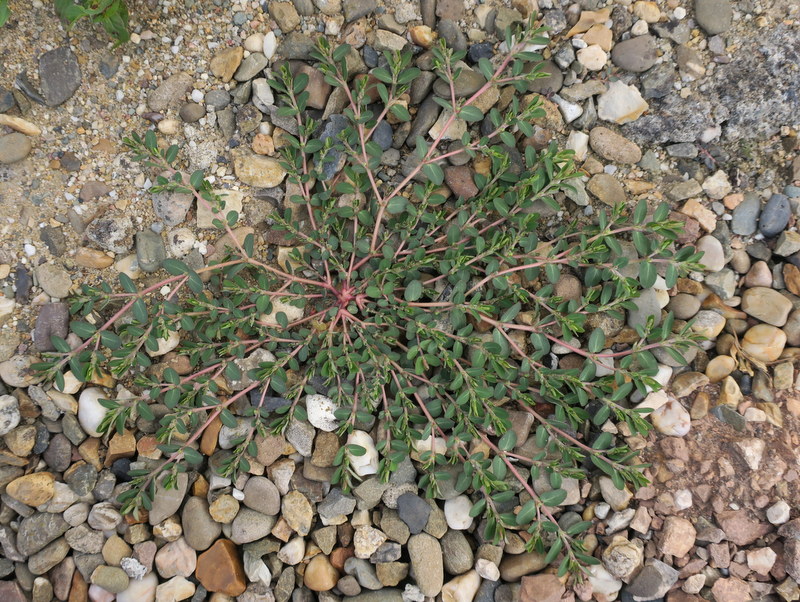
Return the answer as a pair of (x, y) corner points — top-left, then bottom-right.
(0, 0), (800, 600)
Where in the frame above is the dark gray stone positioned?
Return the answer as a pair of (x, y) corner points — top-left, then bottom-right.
(39, 47), (82, 107)
(731, 193), (760, 236)
(641, 63), (675, 99)
(396, 493), (431, 535)
(318, 115), (349, 180)
(759, 194), (791, 238)
(16, 513), (70, 557)
(278, 33), (319, 60)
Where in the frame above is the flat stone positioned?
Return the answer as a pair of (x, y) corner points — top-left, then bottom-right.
(589, 127), (642, 164)
(149, 472), (188, 525)
(407, 533), (443, 597)
(39, 47), (82, 106)
(611, 36), (657, 72)
(0, 133), (32, 164)
(597, 81), (649, 124)
(741, 287), (792, 326)
(148, 73), (193, 112)
(695, 0), (733, 34)
(234, 152), (287, 188)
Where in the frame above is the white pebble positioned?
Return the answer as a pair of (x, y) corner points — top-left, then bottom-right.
(444, 495), (474, 530)
(78, 387), (111, 438)
(24, 244), (36, 256)
(673, 6), (686, 19)
(673, 489), (693, 510)
(191, 89), (205, 103)
(767, 500), (790, 525)
(263, 31), (277, 59)
(347, 431), (379, 476)
(651, 398), (691, 436)
(631, 19), (649, 35)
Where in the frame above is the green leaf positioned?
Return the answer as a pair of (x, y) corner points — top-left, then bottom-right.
(162, 258), (188, 275)
(516, 500), (538, 525)
(404, 280), (423, 302)
(422, 163), (444, 186)
(71, 321), (97, 339)
(639, 262), (657, 288)
(459, 105), (484, 122)
(539, 488), (567, 507)
(119, 273), (137, 294)
(390, 104), (411, 121)
(386, 196), (407, 214)
(219, 409), (237, 428)
(498, 430), (517, 451)
(500, 302), (521, 323)
(587, 328), (605, 354)
(347, 444), (366, 456)
(183, 447), (204, 465)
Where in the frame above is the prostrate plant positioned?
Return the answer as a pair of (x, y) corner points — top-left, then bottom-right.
(0, 0), (130, 45)
(36, 17), (703, 574)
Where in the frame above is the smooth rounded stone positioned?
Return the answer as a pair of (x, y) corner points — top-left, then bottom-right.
(304, 554), (339, 591)
(179, 102), (206, 123)
(155, 538), (196, 579)
(611, 35), (656, 72)
(441, 529), (474, 575)
(587, 173), (625, 205)
(767, 500), (791, 525)
(0, 394), (20, 436)
(742, 324), (786, 362)
(305, 394), (339, 432)
(651, 398), (691, 436)
(43, 433), (72, 472)
(441, 570), (481, 601)
(91, 566), (130, 594)
(731, 194), (760, 236)
(345, 557), (383, 590)
(443, 495), (474, 530)
(243, 476), (281, 515)
(0, 355), (44, 387)
(155, 575), (195, 601)
(205, 89), (231, 110)
(695, 235), (725, 272)
(759, 194), (791, 238)
(396, 493), (431, 535)
(0, 133), (33, 164)
(234, 52), (269, 82)
(148, 472), (188, 525)
(668, 294), (700, 320)
(588, 127), (642, 164)
(231, 508), (277, 544)
(627, 288), (661, 329)
(29, 538), (70, 575)
(695, 0), (732, 34)
(407, 534), (443, 597)
(690, 310), (726, 338)
(17, 513), (70, 556)
(577, 45), (607, 71)
(117, 570), (157, 602)
(182, 497), (222, 551)
(526, 60), (563, 94)
(277, 536), (305, 566)
(706, 355), (736, 383)
(77, 388), (110, 438)
(499, 551), (547, 582)
(88, 502), (122, 531)
(135, 231), (166, 273)
(741, 287), (792, 326)
(34, 302), (71, 352)
(346, 431), (379, 476)
(745, 261), (773, 287)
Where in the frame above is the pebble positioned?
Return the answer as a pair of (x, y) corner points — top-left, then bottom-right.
(304, 554), (339, 591)
(741, 287), (792, 326)
(741, 324), (786, 362)
(597, 81), (649, 124)
(443, 495), (474, 530)
(347, 430), (379, 476)
(0, 394), (20, 436)
(576, 45), (607, 71)
(588, 127), (642, 164)
(78, 388), (110, 438)
(651, 399), (691, 436)
(695, 235), (725, 272)
(0, 133), (33, 164)
(7, 472), (55, 506)
(39, 47), (82, 106)
(759, 193), (791, 238)
(611, 35), (657, 72)
(407, 534), (443, 597)
(767, 500), (791, 525)
(233, 153), (287, 188)
(695, 0), (733, 34)
(196, 539), (247, 596)
(305, 394), (339, 432)
(116, 571), (158, 602)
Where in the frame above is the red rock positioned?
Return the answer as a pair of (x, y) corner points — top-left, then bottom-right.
(444, 166), (478, 200)
(519, 574), (565, 602)
(715, 510), (772, 546)
(0, 581), (25, 602)
(196, 539), (247, 596)
(711, 577), (751, 602)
